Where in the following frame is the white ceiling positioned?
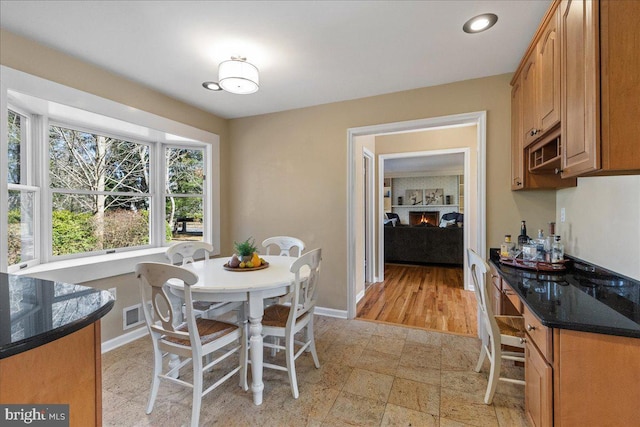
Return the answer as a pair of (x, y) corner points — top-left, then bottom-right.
(0, 0), (550, 120)
(385, 152), (464, 175)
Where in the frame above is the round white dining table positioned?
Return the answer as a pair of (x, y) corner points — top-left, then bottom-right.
(165, 255), (307, 405)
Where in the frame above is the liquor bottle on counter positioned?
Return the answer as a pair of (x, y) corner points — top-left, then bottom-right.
(552, 235), (564, 263)
(518, 220), (529, 248)
(500, 235), (514, 257)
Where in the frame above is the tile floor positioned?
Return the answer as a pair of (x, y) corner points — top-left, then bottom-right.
(102, 316), (528, 426)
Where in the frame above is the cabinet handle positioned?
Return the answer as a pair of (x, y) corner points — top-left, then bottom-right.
(529, 129), (540, 137)
(526, 324), (536, 331)
(516, 180), (522, 186)
(520, 337), (527, 344)
(554, 168), (563, 175)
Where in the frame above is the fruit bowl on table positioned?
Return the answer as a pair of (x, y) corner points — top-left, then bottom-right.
(223, 261), (269, 271)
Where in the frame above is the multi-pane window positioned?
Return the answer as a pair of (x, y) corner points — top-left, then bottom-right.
(48, 124), (151, 256)
(7, 109), (37, 267)
(4, 99), (213, 270)
(165, 147), (205, 243)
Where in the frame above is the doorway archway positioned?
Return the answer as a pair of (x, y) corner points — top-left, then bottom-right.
(347, 111), (487, 319)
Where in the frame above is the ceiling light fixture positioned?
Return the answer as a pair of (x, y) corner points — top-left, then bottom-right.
(463, 13), (498, 34)
(202, 56), (259, 95)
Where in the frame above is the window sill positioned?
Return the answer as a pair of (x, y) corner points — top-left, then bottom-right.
(15, 248), (169, 284)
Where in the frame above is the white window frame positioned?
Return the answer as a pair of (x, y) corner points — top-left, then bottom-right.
(6, 106), (41, 271)
(1, 66), (221, 281)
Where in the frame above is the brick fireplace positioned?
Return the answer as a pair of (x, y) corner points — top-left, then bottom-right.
(409, 211), (439, 226)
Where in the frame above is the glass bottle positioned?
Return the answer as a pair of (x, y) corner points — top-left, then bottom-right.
(552, 235), (564, 263)
(535, 229), (545, 260)
(518, 220), (529, 248)
(500, 235), (514, 257)
(545, 222), (555, 255)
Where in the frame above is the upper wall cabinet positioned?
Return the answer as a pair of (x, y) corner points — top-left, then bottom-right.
(511, 81), (525, 190)
(522, 6), (561, 148)
(511, 1), (575, 190)
(560, 0), (640, 178)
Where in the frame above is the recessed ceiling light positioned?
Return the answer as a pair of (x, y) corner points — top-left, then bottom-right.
(463, 13), (498, 34)
(202, 81), (222, 91)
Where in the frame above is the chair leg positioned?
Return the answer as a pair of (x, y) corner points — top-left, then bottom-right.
(484, 347), (501, 405)
(191, 355), (203, 427)
(475, 345), (487, 373)
(146, 345), (163, 414)
(307, 323), (320, 369)
(285, 333), (299, 399)
(270, 336), (278, 357)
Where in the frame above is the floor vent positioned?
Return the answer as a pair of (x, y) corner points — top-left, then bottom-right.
(123, 303), (145, 330)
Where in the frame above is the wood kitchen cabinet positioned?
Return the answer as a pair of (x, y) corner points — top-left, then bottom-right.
(0, 322), (104, 427)
(520, 305), (640, 427)
(511, 1), (575, 190)
(525, 337), (553, 427)
(522, 307), (554, 427)
(560, 0), (640, 177)
(553, 329), (640, 426)
(511, 81), (525, 190)
(522, 6), (561, 148)
(489, 264), (520, 315)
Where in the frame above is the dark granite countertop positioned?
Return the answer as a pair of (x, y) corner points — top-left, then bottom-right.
(489, 249), (640, 339)
(0, 272), (114, 359)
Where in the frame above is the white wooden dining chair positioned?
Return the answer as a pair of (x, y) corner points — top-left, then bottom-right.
(261, 236), (305, 257)
(261, 237), (306, 334)
(166, 242), (241, 319)
(260, 248), (322, 398)
(467, 248), (526, 404)
(135, 262), (247, 427)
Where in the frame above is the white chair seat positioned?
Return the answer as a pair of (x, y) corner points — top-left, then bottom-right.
(164, 318), (239, 346)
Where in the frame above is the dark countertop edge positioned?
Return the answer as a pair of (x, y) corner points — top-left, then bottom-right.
(0, 298), (114, 360)
(488, 258), (640, 339)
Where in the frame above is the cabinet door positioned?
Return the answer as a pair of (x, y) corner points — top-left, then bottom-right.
(537, 7), (561, 133)
(522, 55), (539, 147)
(511, 80), (525, 190)
(525, 337), (553, 427)
(560, 0), (600, 177)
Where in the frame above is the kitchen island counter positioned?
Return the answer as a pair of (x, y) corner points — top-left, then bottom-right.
(0, 272), (114, 358)
(0, 272), (113, 427)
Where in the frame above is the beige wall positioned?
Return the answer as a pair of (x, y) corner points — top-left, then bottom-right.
(228, 73), (557, 310)
(556, 176), (640, 280)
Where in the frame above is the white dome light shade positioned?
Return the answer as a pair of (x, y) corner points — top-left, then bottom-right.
(218, 58), (259, 94)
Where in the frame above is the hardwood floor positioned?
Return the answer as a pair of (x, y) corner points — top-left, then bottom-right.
(357, 263), (478, 336)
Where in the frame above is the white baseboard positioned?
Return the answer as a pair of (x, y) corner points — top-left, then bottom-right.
(101, 306), (348, 354)
(101, 326), (148, 354)
(315, 306), (348, 319)
(356, 289), (365, 303)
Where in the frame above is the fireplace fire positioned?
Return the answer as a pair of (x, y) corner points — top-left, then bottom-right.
(409, 211), (439, 226)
